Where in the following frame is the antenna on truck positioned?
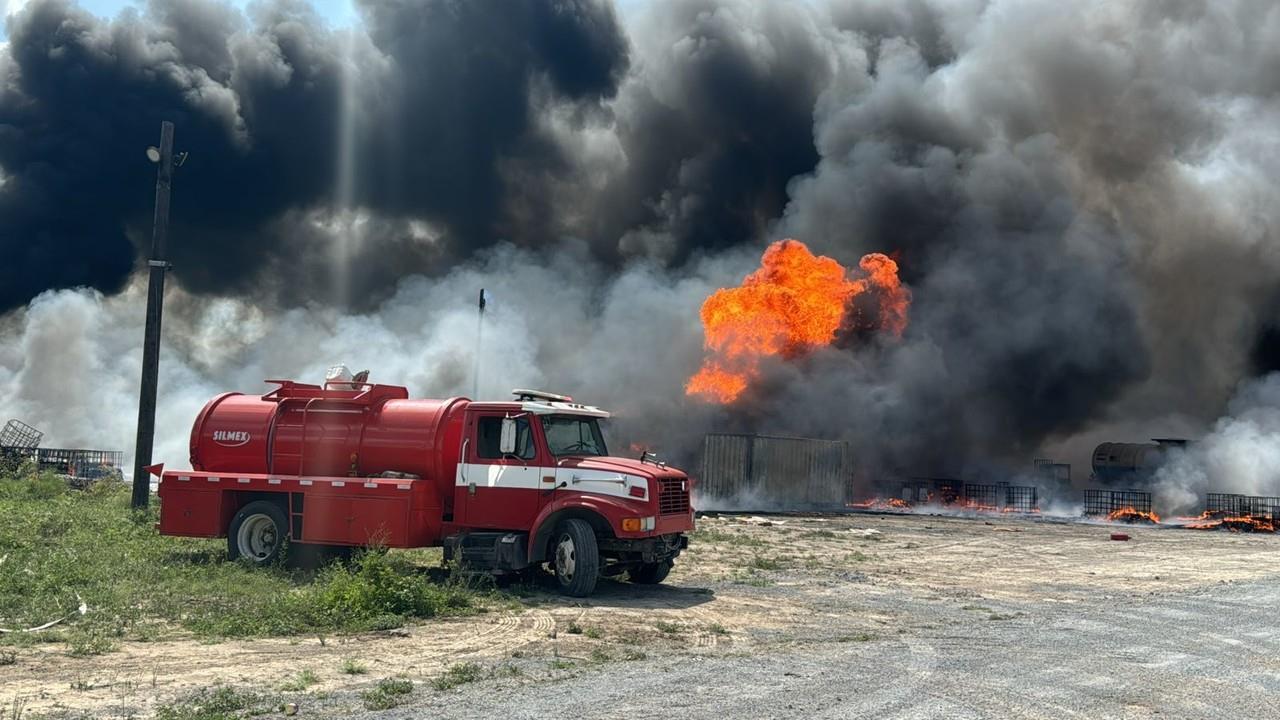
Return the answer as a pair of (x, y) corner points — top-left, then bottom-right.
(472, 289), (487, 400)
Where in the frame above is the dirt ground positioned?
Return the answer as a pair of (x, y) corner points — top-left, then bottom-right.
(7, 511), (1280, 719)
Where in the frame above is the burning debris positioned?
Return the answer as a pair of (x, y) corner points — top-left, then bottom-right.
(847, 498), (912, 512)
(1176, 493), (1280, 533)
(847, 479), (1041, 515)
(698, 429), (1280, 535)
(1182, 513), (1276, 533)
(1104, 507), (1162, 525)
(686, 240), (909, 403)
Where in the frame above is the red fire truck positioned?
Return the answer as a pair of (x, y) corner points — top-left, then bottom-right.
(152, 377), (694, 596)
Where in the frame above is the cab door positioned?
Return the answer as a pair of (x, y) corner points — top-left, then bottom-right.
(455, 411), (546, 530)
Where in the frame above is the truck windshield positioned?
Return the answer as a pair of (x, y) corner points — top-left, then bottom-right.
(542, 415), (608, 457)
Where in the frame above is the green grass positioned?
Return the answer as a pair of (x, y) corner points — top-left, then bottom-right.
(154, 686), (280, 720)
(341, 658), (368, 675)
(729, 569), (774, 587)
(430, 662), (485, 691)
(277, 669), (319, 692)
(654, 620), (681, 635)
(0, 469), (491, 649)
(361, 677), (414, 710)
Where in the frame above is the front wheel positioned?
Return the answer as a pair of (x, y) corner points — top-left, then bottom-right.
(227, 500), (288, 565)
(630, 560), (673, 585)
(552, 519), (599, 597)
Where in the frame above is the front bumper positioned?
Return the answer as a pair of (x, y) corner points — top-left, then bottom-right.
(598, 532), (688, 564)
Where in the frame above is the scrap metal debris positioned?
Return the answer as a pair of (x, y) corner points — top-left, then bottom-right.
(736, 516), (787, 526)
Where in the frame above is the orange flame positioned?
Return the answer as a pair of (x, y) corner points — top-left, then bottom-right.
(1106, 507), (1161, 524)
(686, 239), (909, 403)
(848, 497), (913, 511)
(847, 495), (1041, 514)
(1183, 510), (1275, 533)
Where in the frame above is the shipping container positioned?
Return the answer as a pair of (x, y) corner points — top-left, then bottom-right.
(697, 433), (852, 510)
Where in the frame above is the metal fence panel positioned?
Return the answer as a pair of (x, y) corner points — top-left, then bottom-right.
(1, 419), (43, 450)
(963, 483), (999, 507)
(1205, 493), (1280, 520)
(1005, 485), (1039, 513)
(1083, 489), (1151, 516)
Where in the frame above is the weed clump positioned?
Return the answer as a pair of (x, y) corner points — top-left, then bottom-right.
(311, 550), (475, 628)
(431, 662), (485, 691)
(361, 677), (414, 709)
(154, 686), (279, 720)
(277, 669), (319, 692)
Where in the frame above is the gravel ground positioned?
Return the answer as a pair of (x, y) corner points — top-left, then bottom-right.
(13, 512), (1280, 719)
(364, 577), (1280, 720)
(348, 514), (1280, 720)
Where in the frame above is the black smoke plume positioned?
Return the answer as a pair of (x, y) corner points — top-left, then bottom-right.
(1, 0), (1278, 488)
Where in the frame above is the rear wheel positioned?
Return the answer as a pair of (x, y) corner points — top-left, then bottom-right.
(629, 560), (673, 585)
(228, 501), (288, 565)
(552, 519), (599, 597)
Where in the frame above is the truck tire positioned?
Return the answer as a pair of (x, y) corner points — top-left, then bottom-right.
(629, 560), (673, 585)
(228, 500), (289, 565)
(552, 519), (599, 597)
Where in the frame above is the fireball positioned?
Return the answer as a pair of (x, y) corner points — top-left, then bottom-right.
(686, 239), (909, 403)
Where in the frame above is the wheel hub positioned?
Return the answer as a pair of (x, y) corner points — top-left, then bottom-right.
(555, 534), (576, 579)
(237, 514), (279, 561)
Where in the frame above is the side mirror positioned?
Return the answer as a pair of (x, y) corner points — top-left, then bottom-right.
(499, 417), (517, 455)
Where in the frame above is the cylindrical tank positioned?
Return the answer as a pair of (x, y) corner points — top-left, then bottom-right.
(1091, 442), (1165, 484)
(189, 384), (469, 500)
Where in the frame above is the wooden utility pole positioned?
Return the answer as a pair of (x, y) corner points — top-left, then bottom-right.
(131, 121), (175, 509)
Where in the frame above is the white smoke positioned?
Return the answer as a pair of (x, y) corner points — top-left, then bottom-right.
(1152, 373), (1280, 514)
(0, 240), (752, 475)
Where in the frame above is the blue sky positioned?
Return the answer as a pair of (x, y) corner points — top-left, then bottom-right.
(1, 0), (361, 39)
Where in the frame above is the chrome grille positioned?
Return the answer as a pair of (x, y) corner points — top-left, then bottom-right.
(658, 477), (690, 515)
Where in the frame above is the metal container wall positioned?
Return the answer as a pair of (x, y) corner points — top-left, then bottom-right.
(1091, 441), (1183, 484)
(698, 433), (852, 509)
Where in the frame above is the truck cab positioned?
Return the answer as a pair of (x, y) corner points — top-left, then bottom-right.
(447, 390), (693, 596)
